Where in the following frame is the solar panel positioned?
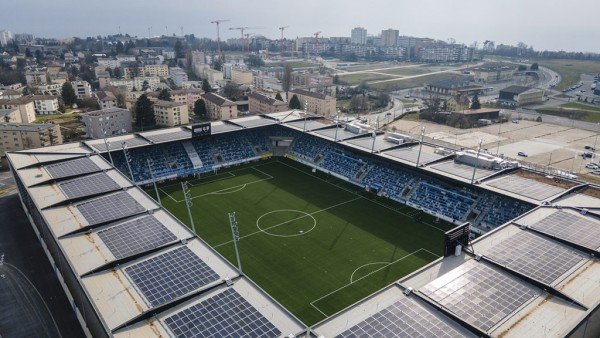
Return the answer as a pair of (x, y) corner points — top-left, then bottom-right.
(335, 297), (471, 338)
(125, 246), (220, 307)
(431, 161), (496, 180)
(143, 130), (191, 143)
(90, 138), (149, 152)
(530, 210), (600, 250)
(488, 175), (565, 200)
(45, 157), (101, 179)
(483, 231), (585, 284)
(385, 148), (443, 164)
(164, 288), (281, 338)
(76, 191), (146, 226)
(97, 215), (177, 259)
(58, 173), (121, 199)
(420, 260), (537, 331)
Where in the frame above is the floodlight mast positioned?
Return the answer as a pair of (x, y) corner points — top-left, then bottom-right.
(415, 127), (425, 167)
(147, 158), (161, 205)
(228, 212), (243, 273)
(470, 138), (483, 185)
(181, 182), (196, 234)
(102, 130), (114, 165)
(121, 142), (135, 184)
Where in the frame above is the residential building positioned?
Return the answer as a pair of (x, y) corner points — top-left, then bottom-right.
(0, 88), (23, 100)
(97, 58), (120, 69)
(37, 83), (62, 96)
(0, 123), (63, 156)
(417, 44), (473, 62)
(96, 91), (118, 109)
(205, 69), (224, 86)
(134, 77), (160, 91)
(287, 89), (336, 116)
(248, 92), (288, 114)
(351, 27), (367, 45)
(472, 63), (516, 83)
(381, 29), (399, 47)
(153, 100), (189, 127)
(170, 88), (204, 110)
(48, 71), (68, 85)
(80, 107), (132, 139)
(0, 108), (20, 123)
(31, 95), (60, 114)
(203, 93), (238, 120)
(169, 67), (188, 86)
(0, 97), (36, 123)
(25, 70), (48, 86)
(191, 51), (205, 64)
(231, 69), (253, 85)
(253, 75), (283, 92)
(72, 80), (92, 99)
(142, 64), (169, 77)
(13, 33), (34, 45)
(0, 30), (13, 46)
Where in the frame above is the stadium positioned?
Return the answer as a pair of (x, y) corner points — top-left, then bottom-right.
(7, 110), (600, 337)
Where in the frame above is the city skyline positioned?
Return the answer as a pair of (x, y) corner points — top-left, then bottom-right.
(2, 0), (599, 53)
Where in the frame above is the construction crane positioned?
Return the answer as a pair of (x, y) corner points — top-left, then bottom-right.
(210, 19), (230, 55)
(278, 26), (289, 57)
(313, 31), (322, 58)
(229, 26), (264, 52)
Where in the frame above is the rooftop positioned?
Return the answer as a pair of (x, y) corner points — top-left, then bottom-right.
(153, 99), (186, 108)
(500, 85), (531, 95)
(203, 92), (236, 106)
(0, 122), (57, 132)
(289, 88), (331, 100)
(249, 92), (287, 106)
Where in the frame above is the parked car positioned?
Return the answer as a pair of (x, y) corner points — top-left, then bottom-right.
(592, 170), (600, 175)
(585, 163), (599, 169)
(517, 151), (528, 157)
(581, 152), (594, 158)
(512, 120), (519, 124)
(584, 146), (596, 151)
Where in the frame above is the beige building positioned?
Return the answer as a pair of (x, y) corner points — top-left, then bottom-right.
(153, 100), (189, 127)
(142, 64), (169, 78)
(0, 108), (20, 123)
(0, 97), (36, 123)
(0, 123), (63, 156)
(203, 93), (237, 120)
(171, 88), (204, 110)
(231, 69), (253, 85)
(96, 91), (118, 109)
(517, 88), (545, 105)
(248, 92), (288, 114)
(25, 70), (48, 86)
(287, 89), (336, 116)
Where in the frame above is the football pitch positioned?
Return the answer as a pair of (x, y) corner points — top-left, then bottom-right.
(147, 157), (453, 325)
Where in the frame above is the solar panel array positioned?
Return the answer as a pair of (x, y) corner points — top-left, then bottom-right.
(530, 210), (600, 250)
(97, 215), (177, 259)
(314, 127), (368, 141)
(143, 130), (191, 143)
(488, 175), (565, 200)
(286, 120), (329, 131)
(335, 297), (471, 338)
(76, 191), (146, 226)
(431, 161), (496, 180)
(45, 157), (101, 179)
(385, 148), (443, 164)
(483, 231), (585, 284)
(164, 288), (281, 338)
(125, 246), (220, 307)
(346, 136), (397, 152)
(58, 173), (121, 200)
(90, 137), (149, 152)
(420, 260), (537, 331)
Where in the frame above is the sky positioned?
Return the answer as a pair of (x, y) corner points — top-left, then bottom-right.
(2, 0), (599, 53)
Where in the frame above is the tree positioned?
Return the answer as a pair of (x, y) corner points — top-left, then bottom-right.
(530, 62), (539, 71)
(61, 82), (77, 106)
(275, 92), (283, 101)
(135, 94), (155, 129)
(193, 99), (207, 118)
(158, 88), (172, 101)
(333, 75), (339, 84)
(116, 93), (126, 108)
(212, 56), (223, 71)
(116, 41), (124, 54)
(202, 79), (212, 93)
(34, 50), (45, 64)
(517, 64), (527, 71)
(141, 80), (150, 91)
(174, 40), (184, 58)
(470, 94), (481, 110)
(246, 54), (264, 67)
(282, 63), (292, 92)
(349, 95), (368, 113)
(223, 82), (241, 100)
(289, 94), (302, 109)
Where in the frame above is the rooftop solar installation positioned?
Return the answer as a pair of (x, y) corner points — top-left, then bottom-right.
(44, 157), (101, 179)
(97, 215), (177, 260)
(89, 137), (149, 152)
(483, 230), (585, 284)
(430, 161), (496, 180)
(488, 175), (565, 201)
(58, 173), (121, 200)
(384, 147), (443, 164)
(285, 119), (330, 131)
(335, 296), (471, 338)
(314, 127), (367, 141)
(76, 191), (146, 226)
(142, 130), (191, 143)
(420, 260), (537, 331)
(345, 136), (398, 152)
(125, 246), (220, 307)
(164, 288), (281, 338)
(529, 210), (600, 251)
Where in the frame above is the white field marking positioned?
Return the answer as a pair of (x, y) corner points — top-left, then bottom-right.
(213, 197), (361, 248)
(168, 176), (274, 203)
(159, 171), (235, 190)
(159, 187), (179, 203)
(256, 210), (317, 237)
(251, 166), (274, 179)
(211, 184), (247, 194)
(276, 160), (446, 233)
(309, 248), (426, 316)
(349, 262), (389, 283)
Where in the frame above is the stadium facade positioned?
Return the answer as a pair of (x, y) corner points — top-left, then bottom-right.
(7, 110), (600, 337)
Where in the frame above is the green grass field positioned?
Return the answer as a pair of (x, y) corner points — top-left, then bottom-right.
(147, 158), (451, 325)
(369, 73), (469, 91)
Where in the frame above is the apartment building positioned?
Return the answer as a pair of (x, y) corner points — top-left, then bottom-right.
(80, 107), (132, 139)
(381, 29), (399, 47)
(0, 109), (20, 123)
(97, 58), (121, 69)
(0, 88), (22, 100)
(72, 80), (92, 99)
(142, 64), (169, 77)
(0, 122), (63, 156)
(25, 70), (48, 86)
(417, 44), (473, 62)
(231, 69), (253, 85)
(287, 89), (336, 116)
(96, 91), (118, 109)
(170, 88), (204, 110)
(153, 100), (189, 127)
(0, 97), (36, 123)
(31, 95), (60, 114)
(37, 83), (62, 96)
(203, 93), (237, 120)
(248, 92), (288, 114)
(169, 67), (189, 86)
(351, 27), (367, 45)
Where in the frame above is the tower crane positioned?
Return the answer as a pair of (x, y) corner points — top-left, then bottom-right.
(278, 26), (289, 57)
(229, 26), (264, 52)
(313, 31), (322, 58)
(210, 19), (230, 55)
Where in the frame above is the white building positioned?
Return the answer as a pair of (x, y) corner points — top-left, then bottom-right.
(351, 27), (367, 45)
(37, 83), (63, 96)
(96, 91), (118, 109)
(0, 30), (12, 46)
(97, 58), (120, 69)
(72, 80), (92, 99)
(169, 67), (188, 86)
(134, 77), (160, 91)
(31, 95), (60, 114)
(80, 107), (132, 139)
(381, 29), (399, 47)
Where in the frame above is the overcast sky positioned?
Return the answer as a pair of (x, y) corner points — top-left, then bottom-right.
(2, 0), (599, 53)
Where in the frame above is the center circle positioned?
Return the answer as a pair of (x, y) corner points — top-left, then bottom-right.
(256, 209), (317, 237)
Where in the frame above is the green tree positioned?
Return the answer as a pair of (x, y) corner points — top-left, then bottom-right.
(333, 75), (339, 84)
(61, 82), (77, 106)
(282, 63), (292, 92)
(116, 41), (124, 54)
(116, 93), (126, 108)
(193, 99), (207, 118)
(212, 56), (223, 71)
(135, 94), (155, 129)
(470, 94), (481, 109)
(275, 92), (283, 101)
(141, 80), (150, 91)
(289, 94), (302, 109)
(174, 40), (184, 58)
(517, 64), (527, 71)
(202, 79), (212, 93)
(530, 62), (539, 71)
(223, 82), (241, 100)
(158, 88), (172, 101)
(246, 54), (264, 67)
(34, 50), (45, 64)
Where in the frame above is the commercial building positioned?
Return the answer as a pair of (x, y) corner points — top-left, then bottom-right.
(153, 100), (189, 127)
(80, 107), (132, 139)
(381, 29), (399, 47)
(203, 92), (238, 120)
(72, 80), (92, 99)
(231, 69), (253, 85)
(351, 27), (367, 45)
(170, 88), (204, 110)
(31, 95), (60, 114)
(287, 89), (336, 116)
(0, 97), (36, 123)
(0, 122), (62, 156)
(248, 92), (288, 114)
(472, 62), (516, 83)
(499, 85), (545, 105)
(426, 79), (483, 96)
